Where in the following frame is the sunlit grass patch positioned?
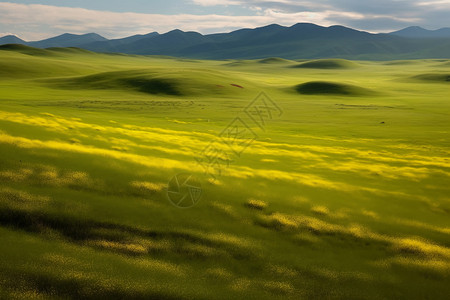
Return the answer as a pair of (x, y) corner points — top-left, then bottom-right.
(267, 264), (298, 277)
(0, 168), (33, 182)
(245, 199), (268, 210)
(257, 213), (299, 231)
(391, 238), (450, 259)
(178, 243), (224, 258)
(200, 232), (255, 249)
(261, 280), (294, 295)
(1, 51), (450, 299)
(128, 258), (186, 276)
(39, 169), (92, 188)
(0, 164), (97, 192)
(86, 240), (148, 255)
(209, 201), (239, 219)
(230, 278), (252, 292)
(260, 158), (278, 163)
(0, 132), (200, 173)
(0, 188), (50, 210)
(394, 219), (450, 235)
(375, 256), (450, 281)
(8, 291), (47, 299)
(205, 267), (233, 280)
(293, 232), (322, 245)
(111, 145), (128, 152)
(130, 181), (165, 193)
(311, 205), (330, 216)
(361, 210), (379, 220)
(387, 257), (450, 273)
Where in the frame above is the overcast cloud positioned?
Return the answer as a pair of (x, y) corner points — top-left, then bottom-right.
(0, 0), (448, 40)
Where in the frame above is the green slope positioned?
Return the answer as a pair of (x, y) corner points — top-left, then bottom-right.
(0, 47), (449, 299)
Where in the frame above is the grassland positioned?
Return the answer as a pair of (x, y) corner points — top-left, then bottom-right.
(0, 44), (449, 299)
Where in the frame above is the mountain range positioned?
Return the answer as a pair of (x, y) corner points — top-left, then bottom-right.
(1, 24), (450, 59)
(389, 26), (450, 38)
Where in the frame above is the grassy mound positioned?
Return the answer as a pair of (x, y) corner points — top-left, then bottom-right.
(383, 60), (420, 66)
(47, 69), (250, 96)
(438, 61), (450, 67)
(0, 56), (96, 79)
(49, 71), (182, 96)
(292, 59), (359, 69)
(258, 57), (292, 64)
(1, 50), (450, 300)
(46, 47), (96, 55)
(0, 44), (54, 56)
(412, 73), (450, 82)
(222, 60), (254, 67)
(294, 81), (373, 96)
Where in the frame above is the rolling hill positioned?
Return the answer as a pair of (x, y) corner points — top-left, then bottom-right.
(0, 43), (449, 300)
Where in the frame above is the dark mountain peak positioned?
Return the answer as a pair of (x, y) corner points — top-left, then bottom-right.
(35, 32), (106, 42)
(57, 33), (74, 38)
(109, 32), (158, 41)
(142, 32), (159, 37)
(327, 25), (371, 36)
(260, 23), (285, 30)
(0, 34), (26, 46)
(2, 34), (19, 38)
(84, 33), (107, 39)
(0, 34), (24, 40)
(394, 26), (428, 33)
(390, 26), (450, 38)
(167, 29), (184, 34)
(225, 23), (285, 35)
(79, 32), (160, 52)
(61, 32), (107, 40)
(165, 29), (203, 36)
(328, 24), (357, 30)
(117, 28), (208, 55)
(405, 26), (425, 30)
(291, 23), (324, 29)
(28, 32), (107, 48)
(162, 29), (205, 40)
(283, 23), (369, 40)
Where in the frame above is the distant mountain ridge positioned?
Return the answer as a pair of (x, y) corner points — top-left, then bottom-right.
(389, 26), (450, 38)
(28, 33), (107, 48)
(2, 24), (450, 60)
(0, 35), (26, 45)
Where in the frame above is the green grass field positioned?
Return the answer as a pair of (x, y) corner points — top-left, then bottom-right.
(0, 45), (449, 299)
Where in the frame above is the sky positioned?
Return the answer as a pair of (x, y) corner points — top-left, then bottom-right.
(0, 0), (449, 40)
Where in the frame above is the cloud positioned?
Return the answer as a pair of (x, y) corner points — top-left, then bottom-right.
(0, 2), (365, 39)
(416, 0), (450, 6)
(191, 0), (450, 30)
(0, 2), (264, 39)
(191, 0), (241, 5)
(0, 1), (449, 40)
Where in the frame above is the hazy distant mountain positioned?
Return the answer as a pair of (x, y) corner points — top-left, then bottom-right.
(28, 33), (107, 48)
(124, 23), (449, 60)
(389, 26), (450, 38)
(115, 29), (210, 55)
(0, 35), (26, 45)
(81, 32), (159, 52)
(1, 24), (450, 59)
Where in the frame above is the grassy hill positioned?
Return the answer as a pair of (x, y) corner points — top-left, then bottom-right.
(0, 46), (449, 299)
